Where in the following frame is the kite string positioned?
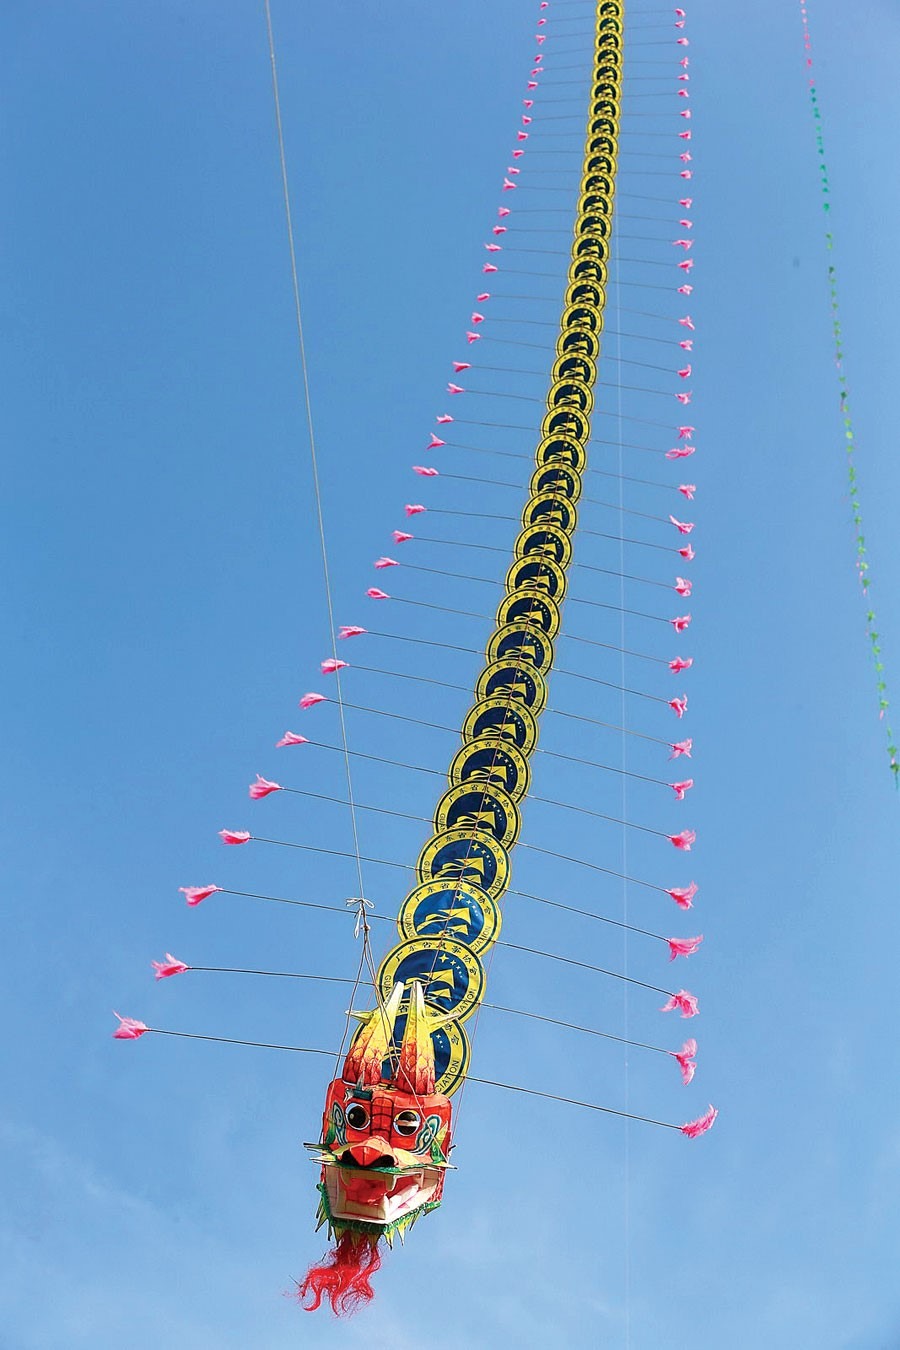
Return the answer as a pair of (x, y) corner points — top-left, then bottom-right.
(798, 0), (898, 785)
(262, 1), (378, 1073)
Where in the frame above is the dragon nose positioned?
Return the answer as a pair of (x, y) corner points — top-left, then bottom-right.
(344, 1142), (393, 1168)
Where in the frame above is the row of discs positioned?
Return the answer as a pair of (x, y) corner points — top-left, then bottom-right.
(373, 3), (624, 1095)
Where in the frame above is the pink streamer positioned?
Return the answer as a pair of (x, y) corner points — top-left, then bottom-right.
(669, 656), (693, 674)
(276, 732), (308, 748)
(678, 365), (692, 380)
(665, 881), (697, 909)
(437, 413), (454, 422)
(338, 625), (366, 638)
(374, 558), (397, 570)
(669, 695), (688, 718)
(452, 362), (470, 374)
(666, 446), (695, 460)
(321, 657), (349, 671)
(152, 953), (189, 980)
(678, 544), (696, 562)
(678, 284), (693, 296)
(675, 577), (692, 597)
(670, 778), (694, 800)
(467, 332), (481, 344)
(667, 935), (703, 961)
(180, 884), (222, 906)
(447, 382), (465, 394)
(405, 504), (426, 516)
(250, 774), (282, 799)
(219, 829), (251, 845)
(428, 434), (445, 448)
(661, 989), (699, 1017)
(678, 485), (696, 500)
(669, 829), (696, 851)
(299, 692), (327, 709)
(669, 516), (694, 534)
(366, 587), (390, 600)
(669, 738), (693, 759)
(681, 1105), (718, 1139)
(671, 614), (691, 633)
(113, 1013), (149, 1040)
(392, 530), (413, 543)
(671, 1038), (697, 1085)
(413, 466), (439, 476)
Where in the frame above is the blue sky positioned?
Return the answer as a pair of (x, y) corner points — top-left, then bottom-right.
(3, 1), (900, 1347)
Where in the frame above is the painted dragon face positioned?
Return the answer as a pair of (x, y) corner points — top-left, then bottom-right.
(314, 1077), (452, 1231)
(305, 981), (454, 1243)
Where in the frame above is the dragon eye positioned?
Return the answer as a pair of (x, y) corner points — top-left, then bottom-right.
(393, 1109), (421, 1137)
(346, 1103), (369, 1130)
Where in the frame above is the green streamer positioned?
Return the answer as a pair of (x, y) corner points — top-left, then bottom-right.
(799, 2), (898, 784)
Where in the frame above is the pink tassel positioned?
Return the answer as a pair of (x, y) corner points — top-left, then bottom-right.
(483, 263), (499, 273)
(180, 883), (222, 905)
(670, 779), (694, 800)
(522, 114), (532, 124)
(392, 530), (413, 543)
(517, 131), (528, 142)
(299, 692), (327, 708)
(671, 614), (691, 633)
(527, 81), (537, 90)
(671, 1038), (697, 1085)
(679, 317), (695, 330)
(413, 465), (439, 476)
(678, 284), (693, 296)
(512, 149), (524, 160)
(669, 516), (694, 534)
(476, 292), (491, 301)
(471, 312), (485, 324)
(522, 101), (533, 110)
(680, 171), (694, 181)
(152, 953), (189, 980)
(676, 391), (692, 405)
(219, 829), (251, 845)
(675, 577), (692, 597)
(678, 544), (696, 562)
(250, 774), (282, 799)
(535, 33), (545, 43)
(428, 434), (446, 448)
(681, 1104), (718, 1138)
(679, 262), (695, 276)
(680, 56), (690, 67)
(679, 216), (693, 225)
(665, 881), (697, 909)
(669, 829), (696, 851)
(661, 988), (698, 1017)
(405, 504), (426, 516)
(677, 36), (690, 46)
(673, 238), (692, 249)
(680, 340), (693, 351)
(678, 365), (692, 380)
(669, 738), (692, 759)
(675, 7), (687, 15)
(678, 485), (696, 500)
(669, 695), (688, 718)
(680, 152), (692, 163)
(467, 332), (481, 344)
(113, 1013), (149, 1040)
(366, 587), (390, 599)
(667, 935), (703, 960)
(679, 196), (693, 207)
(338, 625), (366, 638)
(447, 382), (465, 394)
(276, 732), (308, 748)
(321, 657), (349, 672)
(666, 445), (695, 460)
(452, 363), (470, 374)
(669, 656), (693, 675)
(485, 242), (502, 251)
(374, 557), (397, 569)
(437, 413), (454, 422)
(493, 226), (507, 236)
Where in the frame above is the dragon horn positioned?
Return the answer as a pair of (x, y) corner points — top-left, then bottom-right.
(342, 982), (405, 1085)
(396, 981), (455, 1095)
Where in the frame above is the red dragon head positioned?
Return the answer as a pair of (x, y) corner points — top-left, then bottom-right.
(298, 981), (453, 1314)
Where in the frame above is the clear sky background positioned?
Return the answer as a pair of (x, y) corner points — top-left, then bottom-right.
(3, 2), (900, 1348)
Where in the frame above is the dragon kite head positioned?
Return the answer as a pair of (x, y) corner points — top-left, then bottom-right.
(299, 981), (454, 1314)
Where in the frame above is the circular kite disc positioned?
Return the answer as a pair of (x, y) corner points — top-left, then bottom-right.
(496, 589), (560, 638)
(515, 522), (574, 569)
(378, 936), (485, 1022)
(433, 781), (521, 851)
(397, 879), (502, 956)
(415, 826), (510, 899)
(505, 554), (568, 602)
(462, 697), (538, 757)
(476, 658), (548, 715)
(486, 621), (555, 675)
(449, 736), (531, 803)
(529, 464), (583, 505)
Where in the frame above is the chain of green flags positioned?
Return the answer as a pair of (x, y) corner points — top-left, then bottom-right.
(800, 3), (897, 784)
